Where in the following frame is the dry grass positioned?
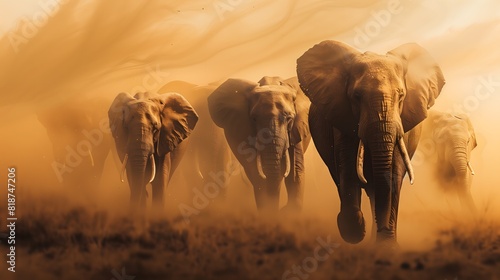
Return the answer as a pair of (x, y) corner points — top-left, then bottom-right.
(0, 191), (499, 280)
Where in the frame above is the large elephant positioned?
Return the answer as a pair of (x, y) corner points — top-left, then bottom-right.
(208, 76), (311, 212)
(108, 91), (198, 210)
(38, 96), (112, 192)
(422, 110), (477, 212)
(158, 81), (235, 201)
(297, 41), (445, 245)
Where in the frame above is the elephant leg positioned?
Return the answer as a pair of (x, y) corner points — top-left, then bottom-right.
(152, 155), (170, 209)
(284, 144), (305, 211)
(206, 145), (233, 201)
(256, 183), (281, 213)
(246, 169), (280, 213)
(308, 104), (340, 185)
(335, 132), (365, 244)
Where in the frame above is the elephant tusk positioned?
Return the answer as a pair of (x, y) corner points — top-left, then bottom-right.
(283, 151), (291, 178)
(156, 129), (161, 156)
(87, 148), (95, 167)
(356, 140), (368, 184)
(467, 161), (475, 175)
(256, 153), (267, 180)
(120, 154), (128, 183)
(195, 155), (204, 180)
(149, 154), (156, 183)
(398, 137), (414, 185)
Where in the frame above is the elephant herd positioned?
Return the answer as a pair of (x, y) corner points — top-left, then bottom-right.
(39, 40), (478, 247)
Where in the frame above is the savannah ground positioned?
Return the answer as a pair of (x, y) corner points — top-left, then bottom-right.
(0, 170), (499, 280)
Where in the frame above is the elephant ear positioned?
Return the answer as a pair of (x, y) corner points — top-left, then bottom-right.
(207, 79), (257, 163)
(207, 78), (257, 130)
(108, 93), (135, 161)
(158, 80), (198, 95)
(296, 40), (360, 133)
(283, 76), (310, 146)
(388, 43), (446, 132)
(156, 93), (199, 155)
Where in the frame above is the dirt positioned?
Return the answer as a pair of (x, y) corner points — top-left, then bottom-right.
(0, 191), (499, 280)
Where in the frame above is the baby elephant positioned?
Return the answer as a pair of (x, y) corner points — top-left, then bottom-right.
(422, 110), (478, 212)
(108, 92), (198, 210)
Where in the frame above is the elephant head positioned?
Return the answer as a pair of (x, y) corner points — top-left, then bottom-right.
(38, 97), (112, 190)
(426, 110), (477, 211)
(297, 41), (444, 243)
(208, 76), (310, 211)
(429, 111), (477, 174)
(108, 92), (198, 209)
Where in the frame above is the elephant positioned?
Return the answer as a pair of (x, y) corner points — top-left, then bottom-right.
(108, 91), (198, 210)
(157, 81), (235, 202)
(297, 40), (445, 245)
(38, 96), (113, 192)
(208, 76), (311, 213)
(421, 110), (477, 212)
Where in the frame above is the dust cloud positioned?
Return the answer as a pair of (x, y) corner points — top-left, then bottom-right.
(0, 0), (499, 278)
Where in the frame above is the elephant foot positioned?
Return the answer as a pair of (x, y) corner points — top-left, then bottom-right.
(281, 202), (302, 214)
(374, 241), (400, 262)
(151, 200), (165, 211)
(337, 210), (366, 244)
(375, 227), (399, 250)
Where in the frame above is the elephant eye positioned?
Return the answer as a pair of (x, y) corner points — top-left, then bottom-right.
(353, 90), (362, 100)
(281, 113), (292, 122)
(397, 88), (405, 100)
(285, 114), (293, 126)
(287, 118), (294, 130)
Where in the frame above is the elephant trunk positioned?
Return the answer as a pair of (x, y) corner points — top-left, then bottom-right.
(366, 123), (397, 239)
(360, 136), (414, 185)
(451, 145), (470, 176)
(126, 128), (153, 209)
(257, 151), (291, 179)
(255, 121), (289, 180)
(126, 152), (149, 209)
(255, 136), (286, 212)
(259, 142), (284, 181)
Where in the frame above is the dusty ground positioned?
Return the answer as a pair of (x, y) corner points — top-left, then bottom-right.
(1, 191), (499, 280)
